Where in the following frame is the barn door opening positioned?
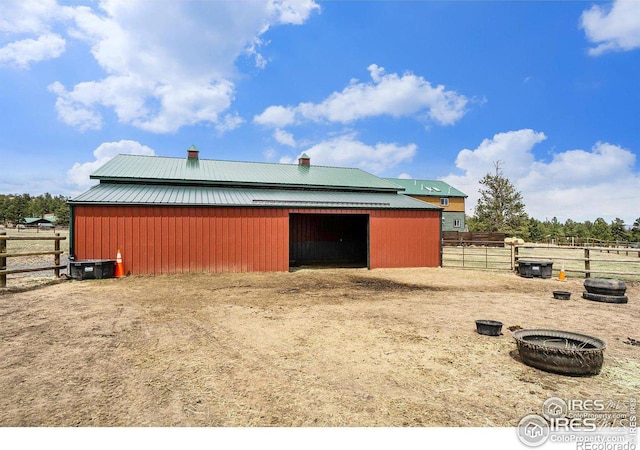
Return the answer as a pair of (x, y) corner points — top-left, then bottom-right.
(289, 213), (369, 268)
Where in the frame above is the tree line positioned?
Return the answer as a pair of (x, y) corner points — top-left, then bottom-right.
(468, 214), (640, 244)
(2, 178), (638, 244)
(468, 162), (640, 244)
(0, 193), (70, 227)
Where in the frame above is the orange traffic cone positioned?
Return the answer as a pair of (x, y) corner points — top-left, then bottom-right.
(115, 249), (125, 278)
(558, 264), (566, 282)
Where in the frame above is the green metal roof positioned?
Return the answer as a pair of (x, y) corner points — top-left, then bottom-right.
(91, 154), (402, 192)
(22, 217), (55, 224)
(384, 178), (467, 197)
(69, 183), (441, 210)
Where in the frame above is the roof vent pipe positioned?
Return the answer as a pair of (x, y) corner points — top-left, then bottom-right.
(298, 153), (310, 166)
(187, 145), (199, 160)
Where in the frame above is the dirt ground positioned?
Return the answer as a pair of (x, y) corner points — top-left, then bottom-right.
(0, 267), (638, 427)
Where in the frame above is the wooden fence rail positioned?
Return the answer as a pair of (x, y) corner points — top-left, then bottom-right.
(514, 245), (640, 278)
(0, 232), (67, 288)
(442, 240), (640, 280)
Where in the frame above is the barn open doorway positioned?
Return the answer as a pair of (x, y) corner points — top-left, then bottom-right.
(289, 213), (369, 268)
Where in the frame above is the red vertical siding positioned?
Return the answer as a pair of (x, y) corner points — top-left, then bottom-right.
(73, 206), (290, 275)
(369, 209), (441, 269)
(73, 205), (440, 275)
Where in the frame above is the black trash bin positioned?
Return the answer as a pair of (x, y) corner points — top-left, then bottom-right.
(518, 260), (553, 279)
(69, 259), (116, 280)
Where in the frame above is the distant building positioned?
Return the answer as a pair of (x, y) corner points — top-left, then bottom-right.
(21, 217), (56, 229)
(385, 178), (467, 232)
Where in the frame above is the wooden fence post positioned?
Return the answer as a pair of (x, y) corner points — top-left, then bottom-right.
(1, 232), (6, 288)
(54, 233), (61, 278)
(584, 248), (591, 278)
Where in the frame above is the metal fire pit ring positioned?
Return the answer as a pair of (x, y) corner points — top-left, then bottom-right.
(513, 329), (606, 376)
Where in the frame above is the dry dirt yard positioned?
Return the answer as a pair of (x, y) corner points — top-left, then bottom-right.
(0, 268), (638, 427)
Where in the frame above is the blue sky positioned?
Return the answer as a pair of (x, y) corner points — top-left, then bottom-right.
(1, 0), (639, 224)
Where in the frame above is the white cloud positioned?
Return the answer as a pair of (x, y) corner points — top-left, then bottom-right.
(215, 113), (245, 135)
(397, 173), (413, 180)
(267, 0), (321, 25)
(0, 0), (63, 34)
(67, 140), (155, 187)
(450, 129), (545, 183)
(1, 1), (319, 132)
(253, 105), (297, 128)
(0, 0), (70, 68)
(441, 130), (640, 224)
(290, 133), (417, 174)
(0, 33), (65, 68)
(273, 129), (296, 147)
(58, 0), (319, 133)
(519, 142), (636, 189)
(581, 0), (640, 56)
(254, 64), (468, 128)
(48, 80), (103, 131)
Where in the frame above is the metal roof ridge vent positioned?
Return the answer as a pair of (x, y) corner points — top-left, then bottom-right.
(298, 153), (310, 166)
(187, 145), (200, 160)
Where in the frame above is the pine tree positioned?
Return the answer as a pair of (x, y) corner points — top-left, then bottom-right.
(631, 218), (640, 244)
(473, 161), (528, 234)
(610, 218), (630, 242)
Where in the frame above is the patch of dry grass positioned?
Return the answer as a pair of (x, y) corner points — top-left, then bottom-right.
(0, 267), (637, 427)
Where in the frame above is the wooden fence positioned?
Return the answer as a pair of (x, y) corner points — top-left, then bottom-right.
(0, 231), (67, 288)
(513, 245), (640, 279)
(442, 240), (640, 280)
(546, 236), (640, 249)
(442, 231), (506, 247)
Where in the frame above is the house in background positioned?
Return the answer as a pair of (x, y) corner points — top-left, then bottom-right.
(68, 147), (443, 275)
(385, 178), (467, 232)
(20, 217), (56, 230)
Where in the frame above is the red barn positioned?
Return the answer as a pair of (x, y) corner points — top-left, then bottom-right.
(68, 147), (442, 275)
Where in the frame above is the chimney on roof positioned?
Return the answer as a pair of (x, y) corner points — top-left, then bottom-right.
(187, 145), (199, 160)
(298, 153), (310, 166)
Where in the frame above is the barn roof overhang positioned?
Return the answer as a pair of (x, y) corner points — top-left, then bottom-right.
(69, 183), (442, 211)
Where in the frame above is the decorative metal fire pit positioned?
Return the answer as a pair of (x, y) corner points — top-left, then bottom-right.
(513, 329), (606, 376)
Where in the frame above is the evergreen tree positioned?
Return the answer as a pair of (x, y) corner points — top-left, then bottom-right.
(527, 218), (545, 242)
(547, 217), (564, 243)
(631, 218), (640, 244)
(610, 218), (630, 242)
(591, 218), (613, 242)
(53, 202), (70, 227)
(473, 162), (528, 234)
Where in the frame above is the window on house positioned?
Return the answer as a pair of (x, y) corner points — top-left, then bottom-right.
(453, 219), (461, 228)
(440, 198), (449, 207)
